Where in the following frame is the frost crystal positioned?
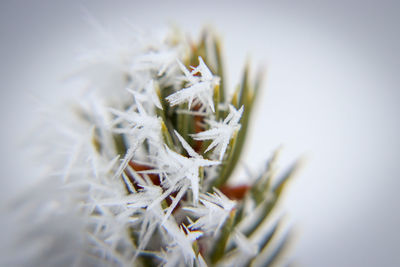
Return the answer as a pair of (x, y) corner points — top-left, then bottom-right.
(166, 56), (220, 112)
(161, 222), (202, 267)
(192, 105), (244, 160)
(110, 96), (162, 180)
(147, 131), (219, 222)
(184, 188), (236, 235)
(9, 25), (294, 267)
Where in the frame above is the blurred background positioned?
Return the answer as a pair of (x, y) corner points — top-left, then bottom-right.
(1, 0), (399, 266)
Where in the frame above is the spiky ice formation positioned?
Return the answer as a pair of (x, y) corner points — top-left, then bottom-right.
(5, 27), (301, 267)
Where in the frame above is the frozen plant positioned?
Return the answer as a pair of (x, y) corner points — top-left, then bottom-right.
(7, 27), (301, 267)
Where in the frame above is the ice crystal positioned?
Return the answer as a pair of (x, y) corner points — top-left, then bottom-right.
(166, 56), (220, 112)
(191, 105), (244, 160)
(184, 188), (236, 235)
(8, 25), (297, 267)
(110, 96), (163, 180)
(161, 221), (202, 267)
(147, 131), (219, 223)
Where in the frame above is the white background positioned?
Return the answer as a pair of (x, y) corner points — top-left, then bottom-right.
(1, 0), (399, 266)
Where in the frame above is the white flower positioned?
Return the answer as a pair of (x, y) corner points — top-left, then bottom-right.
(184, 188), (236, 235)
(191, 104), (244, 160)
(166, 56), (220, 112)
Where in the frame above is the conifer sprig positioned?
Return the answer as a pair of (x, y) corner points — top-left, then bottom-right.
(11, 27), (300, 267)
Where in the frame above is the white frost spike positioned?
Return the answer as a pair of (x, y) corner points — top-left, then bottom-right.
(171, 130), (220, 204)
(161, 221), (202, 267)
(174, 129), (198, 158)
(234, 231), (259, 258)
(184, 188), (236, 235)
(133, 204), (164, 263)
(110, 97), (162, 179)
(127, 80), (162, 110)
(177, 59), (197, 85)
(132, 48), (178, 76)
(192, 56), (214, 81)
(166, 56), (220, 112)
(191, 105), (244, 161)
(147, 131), (219, 223)
(148, 80), (163, 109)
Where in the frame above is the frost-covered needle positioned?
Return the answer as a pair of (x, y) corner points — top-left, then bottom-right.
(191, 104), (244, 161)
(166, 56), (220, 112)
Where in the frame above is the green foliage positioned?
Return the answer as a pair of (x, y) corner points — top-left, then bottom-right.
(134, 29), (300, 266)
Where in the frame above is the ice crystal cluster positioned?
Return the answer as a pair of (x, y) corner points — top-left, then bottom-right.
(5, 28), (299, 267)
